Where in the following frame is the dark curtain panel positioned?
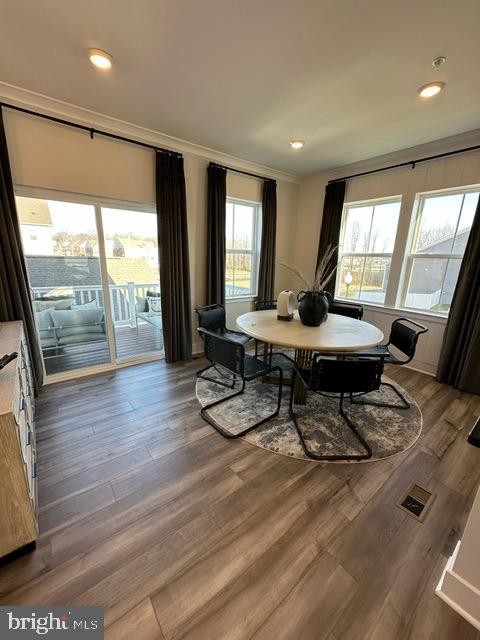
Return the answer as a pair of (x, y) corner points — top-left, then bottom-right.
(206, 163), (226, 306)
(0, 107), (43, 389)
(257, 179), (277, 301)
(437, 195), (480, 394)
(316, 180), (346, 297)
(156, 151), (192, 362)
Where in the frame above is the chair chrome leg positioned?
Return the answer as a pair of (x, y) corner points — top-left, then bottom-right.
(289, 376), (372, 461)
(350, 381), (410, 410)
(196, 365), (237, 389)
(200, 367), (283, 439)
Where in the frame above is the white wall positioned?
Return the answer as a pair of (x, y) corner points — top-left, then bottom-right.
(436, 485), (480, 630)
(294, 131), (480, 375)
(2, 107), (300, 357)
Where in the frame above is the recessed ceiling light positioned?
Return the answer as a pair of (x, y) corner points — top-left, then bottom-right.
(290, 139), (305, 150)
(417, 81), (445, 98)
(88, 48), (113, 71)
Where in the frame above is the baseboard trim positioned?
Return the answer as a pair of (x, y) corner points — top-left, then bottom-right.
(403, 363), (436, 378)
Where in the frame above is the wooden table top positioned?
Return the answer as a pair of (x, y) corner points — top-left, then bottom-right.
(236, 310), (384, 352)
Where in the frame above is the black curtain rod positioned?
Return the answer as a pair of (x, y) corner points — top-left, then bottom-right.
(0, 101), (182, 157)
(209, 161), (274, 183)
(329, 143), (480, 184)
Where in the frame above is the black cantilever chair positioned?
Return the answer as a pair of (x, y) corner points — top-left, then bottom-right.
(197, 327), (283, 439)
(195, 303), (251, 345)
(324, 292), (364, 320)
(349, 317), (428, 409)
(289, 356), (383, 461)
(195, 303), (252, 386)
(254, 299), (277, 311)
(253, 299), (295, 376)
(254, 299), (277, 359)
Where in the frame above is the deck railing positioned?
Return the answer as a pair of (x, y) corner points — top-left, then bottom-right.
(32, 282), (160, 328)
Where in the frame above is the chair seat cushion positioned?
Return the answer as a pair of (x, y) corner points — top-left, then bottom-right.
(50, 308), (105, 338)
(224, 330), (252, 345)
(349, 345), (397, 363)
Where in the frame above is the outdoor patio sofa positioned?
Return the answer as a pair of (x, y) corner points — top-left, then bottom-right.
(34, 297), (107, 351)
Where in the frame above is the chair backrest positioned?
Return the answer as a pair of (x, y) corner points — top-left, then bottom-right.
(194, 304), (226, 333)
(198, 327), (245, 376)
(328, 301), (363, 320)
(309, 357), (383, 394)
(324, 292), (363, 320)
(255, 299), (277, 311)
(388, 318), (428, 363)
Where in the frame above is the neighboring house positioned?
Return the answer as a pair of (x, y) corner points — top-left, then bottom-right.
(16, 196), (54, 255)
(407, 228), (470, 296)
(100, 236), (158, 265)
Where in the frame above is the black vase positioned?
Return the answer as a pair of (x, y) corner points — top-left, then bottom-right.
(297, 291), (329, 327)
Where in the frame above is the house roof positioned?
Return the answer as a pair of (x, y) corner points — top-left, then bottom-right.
(25, 255), (159, 290)
(106, 257), (159, 286)
(26, 256), (103, 288)
(420, 227), (470, 253)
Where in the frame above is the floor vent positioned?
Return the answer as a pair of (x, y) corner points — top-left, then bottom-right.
(397, 484), (435, 522)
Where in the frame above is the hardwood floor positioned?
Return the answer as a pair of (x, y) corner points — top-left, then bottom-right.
(1, 357), (479, 640)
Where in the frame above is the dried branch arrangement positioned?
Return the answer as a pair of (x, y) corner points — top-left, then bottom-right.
(278, 245), (338, 292)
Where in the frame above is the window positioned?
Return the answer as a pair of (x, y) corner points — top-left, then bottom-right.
(225, 198), (261, 298)
(401, 188), (479, 314)
(336, 198), (401, 304)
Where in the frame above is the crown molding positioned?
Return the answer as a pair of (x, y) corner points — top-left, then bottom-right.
(305, 128), (480, 182)
(0, 81), (301, 184)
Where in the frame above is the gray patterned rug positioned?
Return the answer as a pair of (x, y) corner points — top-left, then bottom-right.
(196, 366), (422, 463)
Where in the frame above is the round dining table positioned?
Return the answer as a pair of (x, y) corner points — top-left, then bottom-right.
(236, 309), (384, 403)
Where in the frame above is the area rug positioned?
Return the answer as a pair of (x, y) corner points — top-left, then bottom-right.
(196, 366), (422, 463)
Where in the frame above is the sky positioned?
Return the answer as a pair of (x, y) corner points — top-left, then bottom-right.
(46, 201), (157, 238)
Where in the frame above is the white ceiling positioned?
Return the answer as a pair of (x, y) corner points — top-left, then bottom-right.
(0, 0), (479, 175)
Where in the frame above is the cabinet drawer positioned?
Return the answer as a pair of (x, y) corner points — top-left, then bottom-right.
(19, 341), (28, 374)
(13, 375), (23, 424)
(25, 444), (37, 497)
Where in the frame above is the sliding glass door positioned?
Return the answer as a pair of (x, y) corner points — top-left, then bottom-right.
(16, 196), (111, 376)
(100, 206), (163, 361)
(16, 192), (163, 378)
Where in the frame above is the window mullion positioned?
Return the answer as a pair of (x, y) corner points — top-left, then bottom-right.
(386, 193), (415, 308)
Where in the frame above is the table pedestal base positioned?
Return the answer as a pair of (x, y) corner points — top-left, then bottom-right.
(293, 349), (313, 405)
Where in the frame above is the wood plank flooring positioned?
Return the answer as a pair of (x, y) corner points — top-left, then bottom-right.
(1, 357), (480, 640)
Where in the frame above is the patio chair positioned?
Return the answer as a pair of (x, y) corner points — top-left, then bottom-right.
(289, 356), (383, 461)
(197, 328), (283, 439)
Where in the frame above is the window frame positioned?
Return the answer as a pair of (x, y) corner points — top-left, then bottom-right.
(335, 195), (402, 306)
(225, 196), (262, 301)
(13, 184), (161, 382)
(399, 186), (479, 316)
